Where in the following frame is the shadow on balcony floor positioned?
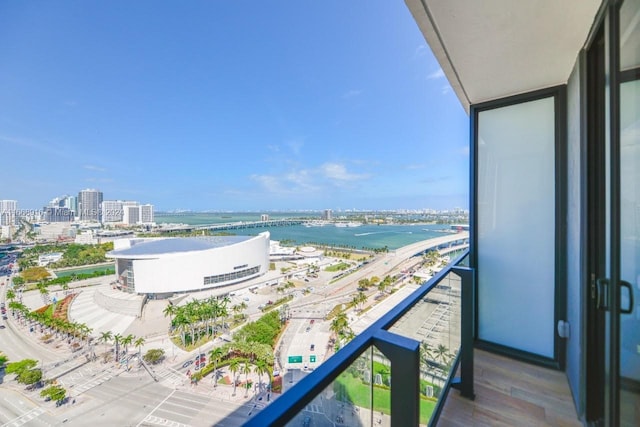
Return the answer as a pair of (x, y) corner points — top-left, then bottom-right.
(439, 350), (580, 426)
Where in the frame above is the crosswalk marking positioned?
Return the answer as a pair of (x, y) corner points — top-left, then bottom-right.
(304, 403), (322, 413)
(1, 407), (47, 427)
(139, 415), (192, 427)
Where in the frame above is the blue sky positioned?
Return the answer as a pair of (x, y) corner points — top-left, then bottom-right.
(0, 1), (468, 212)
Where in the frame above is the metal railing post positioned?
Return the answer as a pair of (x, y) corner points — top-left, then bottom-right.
(451, 266), (475, 399)
(373, 330), (420, 427)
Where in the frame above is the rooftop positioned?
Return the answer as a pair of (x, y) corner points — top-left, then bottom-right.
(107, 235), (254, 258)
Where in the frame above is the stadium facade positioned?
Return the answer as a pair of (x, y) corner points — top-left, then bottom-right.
(107, 232), (270, 295)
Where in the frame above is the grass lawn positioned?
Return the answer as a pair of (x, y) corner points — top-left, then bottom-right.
(325, 262), (350, 272)
(335, 371), (438, 425)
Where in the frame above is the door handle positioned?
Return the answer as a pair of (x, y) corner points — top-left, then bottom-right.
(596, 278), (609, 310)
(620, 280), (634, 315)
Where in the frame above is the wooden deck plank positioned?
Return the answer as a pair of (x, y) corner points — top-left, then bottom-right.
(438, 350), (580, 427)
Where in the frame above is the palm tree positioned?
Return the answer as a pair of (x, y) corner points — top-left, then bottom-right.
(163, 303), (177, 330)
(435, 344), (449, 365)
(352, 291), (367, 311)
(79, 323), (93, 347)
(330, 312), (349, 338)
(229, 359), (240, 396)
(254, 359), (268, 392)
(122, 334), (134, 355)
(113, 334), (122, 360)
(241, 360), (252, 397)
(99, 331), (113, 356)
(209, 347), (224, 388)
(6, 289), (15, 301)
(134, 337), (146, 359)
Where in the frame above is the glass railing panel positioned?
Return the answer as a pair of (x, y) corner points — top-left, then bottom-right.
(386, 270), (462, 426)
(457, 252), (470, 267)
(284, 347), (378, 427)
(371, 347), (391, 427)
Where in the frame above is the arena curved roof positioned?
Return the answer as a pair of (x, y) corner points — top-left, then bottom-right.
(108, 236), (254, 258)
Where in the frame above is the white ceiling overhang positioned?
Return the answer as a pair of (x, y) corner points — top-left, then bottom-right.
(405, 0), (604, 113)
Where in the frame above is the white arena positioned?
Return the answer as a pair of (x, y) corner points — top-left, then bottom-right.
(107, 232), (270, 295)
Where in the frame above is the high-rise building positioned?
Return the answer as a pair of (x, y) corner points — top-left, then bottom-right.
(0, 200), (18, 226)
(65, 196), (78, 218)
(101, 200), (124, 223)
(140, 204), (154, 224)
(123, 205), (140, 225)
(322, 209), (332, 221)
(43, 207), (73, 222)
(77, 189), (103, 222)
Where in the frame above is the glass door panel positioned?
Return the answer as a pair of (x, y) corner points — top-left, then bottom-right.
(619, 1), (640, 425)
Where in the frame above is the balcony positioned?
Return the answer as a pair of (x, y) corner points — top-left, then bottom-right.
(246, 251), (474, 426)
(243, 247), (584, 426)
(440, 350), (580, 426)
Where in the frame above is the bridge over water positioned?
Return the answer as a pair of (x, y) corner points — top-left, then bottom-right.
(157, 219), (305, 233)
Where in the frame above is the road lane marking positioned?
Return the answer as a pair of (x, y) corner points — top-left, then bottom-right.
(136, 389), (176, 427)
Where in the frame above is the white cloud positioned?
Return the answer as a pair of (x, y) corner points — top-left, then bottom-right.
(320, 162), (369, 182)
(250, 174), (284, 193)
(250, 162), (370, 195)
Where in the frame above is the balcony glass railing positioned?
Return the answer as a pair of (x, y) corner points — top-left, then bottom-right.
(246, 249), (473, 427)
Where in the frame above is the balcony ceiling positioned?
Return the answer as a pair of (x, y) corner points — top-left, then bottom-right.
(405, 0), (603, 112)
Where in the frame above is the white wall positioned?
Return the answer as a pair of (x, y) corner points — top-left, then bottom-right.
(131, 233), (269, 293)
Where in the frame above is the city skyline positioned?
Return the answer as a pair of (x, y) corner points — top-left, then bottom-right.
(0, 1), (469, 211)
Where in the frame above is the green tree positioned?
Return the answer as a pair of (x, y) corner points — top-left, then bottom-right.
(99, 331), (113, 357)
(143, 348), (165, 365)
(163, 303), (177, 329)
(40, 385), (66, 404)
(254, 358), (268, 391)
(134, 337), (146, 359)
(18, 368), (43, 385)
(435, 344), (449, 364)
(241, 360), (252, 397)
(122, 334), (134, 355)
(113, 334), (122, 359)
(229, 358), (240, 396)
(209, 347), (224, 388)
(6, 359), (37, 376)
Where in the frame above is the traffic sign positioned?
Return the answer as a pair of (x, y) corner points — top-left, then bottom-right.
(288, 355), (302, 363)
(310, 355), (316, 363)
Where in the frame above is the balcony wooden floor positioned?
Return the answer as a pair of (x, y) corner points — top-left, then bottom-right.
(439, 350), (581, 427)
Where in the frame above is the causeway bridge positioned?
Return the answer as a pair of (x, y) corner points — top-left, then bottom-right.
(157, 219), (305, 233)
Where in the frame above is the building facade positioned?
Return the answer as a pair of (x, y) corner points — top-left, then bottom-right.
(0, 200), (17, 226)
(77, 189), (103, 222)
(139, 204), (154, 224)
(107, 232), (270, 295)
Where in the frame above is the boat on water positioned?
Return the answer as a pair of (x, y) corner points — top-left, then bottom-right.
(304, 220), (328, 227)
(334, 222), (362, 228)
